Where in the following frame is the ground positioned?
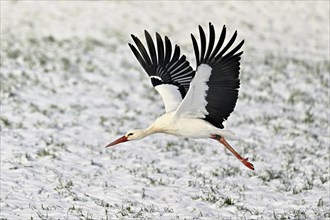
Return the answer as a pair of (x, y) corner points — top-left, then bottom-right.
(1, 1), (329, 219)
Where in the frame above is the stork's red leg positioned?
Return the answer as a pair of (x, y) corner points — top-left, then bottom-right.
(211, 135), (254, 170)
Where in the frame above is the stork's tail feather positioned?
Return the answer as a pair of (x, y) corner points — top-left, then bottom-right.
(219, 130), (237, 140)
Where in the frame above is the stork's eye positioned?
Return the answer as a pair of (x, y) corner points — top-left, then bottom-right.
(127, 133), (133, 136)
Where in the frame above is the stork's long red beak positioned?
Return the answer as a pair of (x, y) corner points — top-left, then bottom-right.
(105, 136), (128, 148)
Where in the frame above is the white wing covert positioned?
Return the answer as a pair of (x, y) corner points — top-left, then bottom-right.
(154, 84), (182, 112)
(175, 64), (212, 117)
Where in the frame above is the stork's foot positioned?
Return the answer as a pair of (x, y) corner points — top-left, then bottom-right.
(211, 134), (255, 170)
(240, 157), (254, 170)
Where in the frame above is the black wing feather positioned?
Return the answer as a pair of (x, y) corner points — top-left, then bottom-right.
(209, 25), (226, 64)
(198, 25), (207, 64)
(191, 22), (244, 129)
(145, 31), (157, 65)
(204, 23), (215, 62)
(128, 43), (148, 71)
(214, 31), (238, 63)
(164, 37), (172, 65)
(131, 35), (152, 67)
(129, 31), (195, 98)
(156, 33), (164, 65)
(191, 34), (199, 68)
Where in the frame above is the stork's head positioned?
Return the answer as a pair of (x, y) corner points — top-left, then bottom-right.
(105, 129), (146, 147)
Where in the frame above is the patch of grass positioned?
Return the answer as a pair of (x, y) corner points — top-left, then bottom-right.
(36, 148), (56, 158)
(191, 187), (235, 208)
(7, 49), (21, 59)
(292, 186), (302, 195)
(287, 89), (314, 105)
(273, 208), (309, 220)
(272, 124), (286, 135)
(319, 175), (329, 184)
(99, 115), (108, 127)
(258, 169), (284, 183)
(303, 107), (314, 124)
(140, 172), (167, 186)
(54, 179), (73, 191)
(317, 198), (324, 207)
(53, 178), (84, 202)
(223, 196), (235, 206)
(292, 179), (314, 195)
(162, 141), (182, 156)
(49, 104), (65, 114)
(291, 208), (307, 219)
(115, 204), (135, 217)
(0, 116), (11, 127)
(302, 179), (314, 191)
(236, 205), (260, 216)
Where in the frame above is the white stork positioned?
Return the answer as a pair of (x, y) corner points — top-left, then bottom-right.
(106, 23), (254, 170)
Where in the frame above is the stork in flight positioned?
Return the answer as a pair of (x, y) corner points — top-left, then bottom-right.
(106, 23), (254, 170)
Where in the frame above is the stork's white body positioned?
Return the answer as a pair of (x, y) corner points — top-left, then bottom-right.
(106, 23), (254, 170)
(148, 112), (236, 139)
(129, 64), (237, 141)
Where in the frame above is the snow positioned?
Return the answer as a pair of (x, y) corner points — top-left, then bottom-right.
(1, 1), (329, 219)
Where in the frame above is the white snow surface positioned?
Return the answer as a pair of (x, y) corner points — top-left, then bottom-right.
(1, 1), (329, 219)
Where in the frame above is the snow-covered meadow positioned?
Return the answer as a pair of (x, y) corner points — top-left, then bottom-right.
(1, 1), (329, 219)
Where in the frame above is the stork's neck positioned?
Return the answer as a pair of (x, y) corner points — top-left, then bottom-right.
(145, 124), (160, 136)
(136, 112), (174, 139)
(129, 125), (159, 141)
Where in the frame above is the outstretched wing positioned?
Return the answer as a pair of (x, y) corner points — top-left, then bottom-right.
(176, 22), (244, 129)
(129, 31), (195, 112)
